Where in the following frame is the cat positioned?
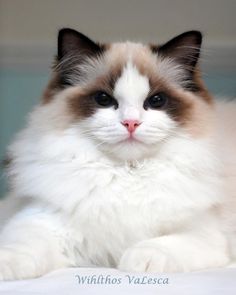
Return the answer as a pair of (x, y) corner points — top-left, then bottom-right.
(0, 28), (235, 280)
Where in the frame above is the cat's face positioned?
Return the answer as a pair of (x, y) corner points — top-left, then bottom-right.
(43, 29), (213, 161)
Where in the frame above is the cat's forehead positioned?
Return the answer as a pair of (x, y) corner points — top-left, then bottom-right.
(106, 42), (185, 87)
(106, 41), (154, 65)
(113, 61), (150, 106)
(77, 41), (186, 93)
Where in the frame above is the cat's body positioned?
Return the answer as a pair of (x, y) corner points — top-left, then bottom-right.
(0, 29), (235, 280)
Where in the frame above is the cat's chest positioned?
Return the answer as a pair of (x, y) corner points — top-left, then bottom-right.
(67, 160), (219, 265)
(73, 161), (205, 233)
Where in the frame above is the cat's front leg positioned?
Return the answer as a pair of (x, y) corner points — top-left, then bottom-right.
(118, 227), (230, 273)
(0, 208), (72, 280)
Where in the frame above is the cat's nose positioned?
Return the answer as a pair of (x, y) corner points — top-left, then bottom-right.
(121, 120), (141, 133)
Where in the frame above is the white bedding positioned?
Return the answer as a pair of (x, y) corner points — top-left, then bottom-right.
(0, 267), (235, 295)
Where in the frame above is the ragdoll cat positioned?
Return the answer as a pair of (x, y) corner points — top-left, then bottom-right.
(0, 28), (236, 280)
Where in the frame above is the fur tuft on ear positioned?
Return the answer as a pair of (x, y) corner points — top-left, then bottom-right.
(153, 31), (202, 71)
(55, 28), (105, 87)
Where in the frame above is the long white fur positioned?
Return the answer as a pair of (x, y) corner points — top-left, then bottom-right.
(0, 53), (235, 280)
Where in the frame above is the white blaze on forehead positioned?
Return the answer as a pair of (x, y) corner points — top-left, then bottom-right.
(114, 62), (150, 107)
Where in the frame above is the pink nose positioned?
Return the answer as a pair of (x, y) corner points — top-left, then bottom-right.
(122, 120), (141, 133)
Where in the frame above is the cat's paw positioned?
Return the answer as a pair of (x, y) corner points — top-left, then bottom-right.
(0, 248), (39, 281)
(118, 236), (230, 273)
(0, 263), (17, 281)
(118, 244), (183, 273)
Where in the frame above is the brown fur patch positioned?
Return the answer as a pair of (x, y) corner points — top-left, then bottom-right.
(42, 73), (61, 104)
(150, 82), (194, 125)
(67, 65), (123, 119)
(192, 68), (213, 104)
(67, 88), (97, 118)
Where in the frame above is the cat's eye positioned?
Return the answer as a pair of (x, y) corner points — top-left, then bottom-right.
(144, 93), (168, 110)
(94, 92), (118, 108)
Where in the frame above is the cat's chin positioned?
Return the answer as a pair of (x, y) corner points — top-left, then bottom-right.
(99, 140), (159, 162)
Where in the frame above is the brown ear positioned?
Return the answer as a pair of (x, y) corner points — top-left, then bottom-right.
(58, 28), (103, 60)
(155, 31), (202, 70)
(56, 28), (104, 87)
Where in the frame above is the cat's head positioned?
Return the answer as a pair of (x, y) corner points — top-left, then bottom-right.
(43, 28), (213, 161)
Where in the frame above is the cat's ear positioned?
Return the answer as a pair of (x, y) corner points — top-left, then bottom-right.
(55, 28), (104, 87)
(155, 31), (202, 70)
(57, 28), (103, 60)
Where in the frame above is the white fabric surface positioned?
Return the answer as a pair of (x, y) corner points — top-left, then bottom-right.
(0, 267), (235, 295)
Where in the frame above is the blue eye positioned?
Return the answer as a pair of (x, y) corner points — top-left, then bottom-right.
(94, 92), (118, 108)
(144, 93), (168, 110)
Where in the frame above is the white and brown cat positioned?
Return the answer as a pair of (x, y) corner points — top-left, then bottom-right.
(0, 28), (236, 280)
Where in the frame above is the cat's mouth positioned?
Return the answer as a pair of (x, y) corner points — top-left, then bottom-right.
(120, 134), (144, 144)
